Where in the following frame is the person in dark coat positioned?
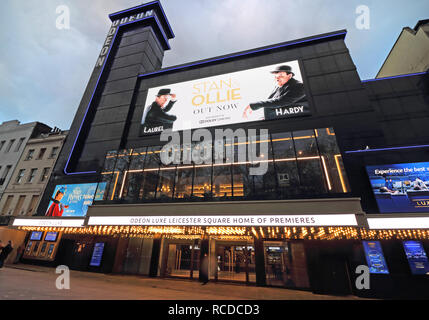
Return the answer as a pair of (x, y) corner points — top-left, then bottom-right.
(200, 253), (209, 285)
(243, 65), (308, 120)
(141, 88), (178, 134)
(0, 240), (13, 268)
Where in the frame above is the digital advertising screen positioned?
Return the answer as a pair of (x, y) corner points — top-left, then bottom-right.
(44, 232), (58, 242)
(30, 231), (43, 241)
(140, 60), (310, 135)
(403, 241), (429, 275)
(90, 242), (105, 267)
(363, 241), (389, 274)
(45, 183), (99, 217)
(366, 162), (429, 213)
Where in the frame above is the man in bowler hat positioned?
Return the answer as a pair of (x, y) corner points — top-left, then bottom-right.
(243, 65), (307, 120)
(142, 88), (178, 133)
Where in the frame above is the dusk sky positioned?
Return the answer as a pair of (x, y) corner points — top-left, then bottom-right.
(1, 0), (428, 130)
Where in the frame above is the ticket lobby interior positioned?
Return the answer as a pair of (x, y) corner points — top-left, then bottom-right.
(118, 236), (309, 288)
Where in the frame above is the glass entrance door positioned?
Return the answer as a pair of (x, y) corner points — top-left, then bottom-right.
(214, 241), (256, 283)
(163, 241), (200, 279)
(264, 241), (310, 289)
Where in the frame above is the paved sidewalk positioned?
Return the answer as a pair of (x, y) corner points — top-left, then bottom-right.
(0, 263), (366, 300)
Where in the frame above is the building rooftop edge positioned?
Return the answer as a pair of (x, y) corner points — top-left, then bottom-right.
(138, 29), (347, 78)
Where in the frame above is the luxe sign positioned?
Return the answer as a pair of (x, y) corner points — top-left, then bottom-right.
(88, 214), (358, 227)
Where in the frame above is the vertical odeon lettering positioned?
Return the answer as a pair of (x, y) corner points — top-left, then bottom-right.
(95, 10), (155, 68)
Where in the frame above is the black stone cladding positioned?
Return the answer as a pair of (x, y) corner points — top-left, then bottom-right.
(37, 23), (429, 216)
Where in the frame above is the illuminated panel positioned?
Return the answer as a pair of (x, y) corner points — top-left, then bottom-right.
(88, 214), (358, 227)
(13, 219), (85, 227)
(368, 217), (429, 229)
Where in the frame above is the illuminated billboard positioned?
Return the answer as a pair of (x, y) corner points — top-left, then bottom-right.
(45, 183), (105, 217)
(366, 162), (429, 213)
(141, 60), (309, 135)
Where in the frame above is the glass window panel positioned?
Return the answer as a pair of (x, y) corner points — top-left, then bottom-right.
(232, 136), (249, 165)
(138, 146), (161, 201)
(156, 167), (176, 200)
(123, 172), (144, 202)
(122, 148), (147, 202)
(214, 138), (227, 164)
(111, 150), (131, 200)
(252, 162), (277, 199)
(129, 147), (147, 170)
(192, 140), (213, 165)
(213, 164), (232, 198)
(232, 164), (253, 197)
(100, 151), (118, 201)
(192, 165), (212, 199)
(49, 147), (59, 158)
(296, 159), (327, 194)
(174, 166), (194, 200)
(138, 239), (154, 275)
(315, 128), (350, 193)
(248, 134), (273, 163)
(122, 238), (143, 274)
(140, 171), (159, 200)
(271, 132), (296, 159)
(145, 146), (162, 169)
(292, 129), (318, 157)
(274, 160), (301, 198)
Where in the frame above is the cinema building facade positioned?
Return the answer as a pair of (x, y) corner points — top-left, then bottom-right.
(11, 2), (429, 298)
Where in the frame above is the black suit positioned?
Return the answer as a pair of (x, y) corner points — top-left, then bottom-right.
(249, 78), (307, 120)
(142, 100), (177, 130)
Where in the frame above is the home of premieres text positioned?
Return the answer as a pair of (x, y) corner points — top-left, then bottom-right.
(128, 216), (317, 226)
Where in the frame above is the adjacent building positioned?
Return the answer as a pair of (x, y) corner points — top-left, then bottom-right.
(0, 120), (53, 263)
(377, 19), (429, 78)
(9, 2), (429, 299)
(0, 120), (51, 205)
(0, 128), (67, 217)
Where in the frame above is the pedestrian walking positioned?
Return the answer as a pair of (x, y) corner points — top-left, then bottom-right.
(14, 243), (24, 264)
(200, 253), (209, 285)
(0, 240), (14, 268)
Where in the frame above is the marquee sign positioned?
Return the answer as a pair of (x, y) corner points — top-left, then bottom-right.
(88, 214), (358, 227)
(12, 218), (85, 227)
